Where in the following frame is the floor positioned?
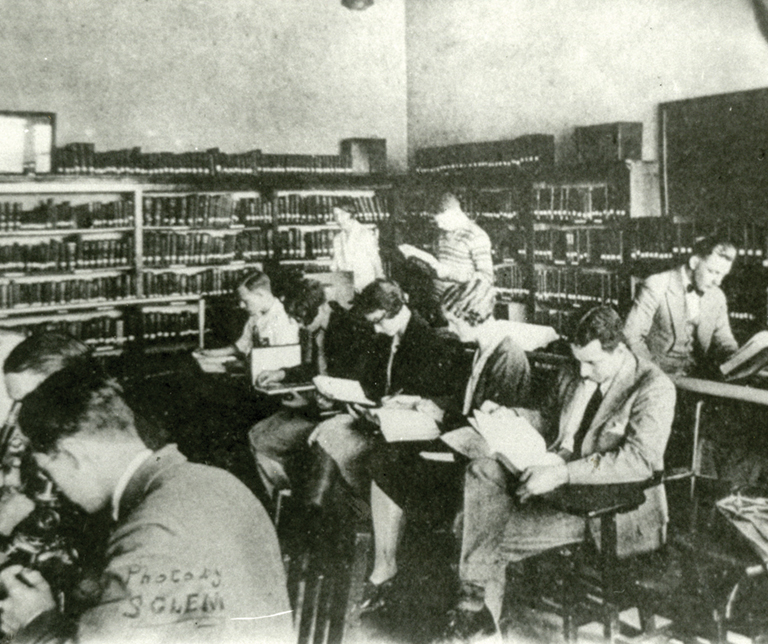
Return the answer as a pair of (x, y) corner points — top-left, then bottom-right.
(333, 481), (768, 644)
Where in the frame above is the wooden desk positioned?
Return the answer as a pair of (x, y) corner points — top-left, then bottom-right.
(674, 376), (768, 408)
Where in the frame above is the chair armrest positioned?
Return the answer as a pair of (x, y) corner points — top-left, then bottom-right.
(543, 473), (662, 519)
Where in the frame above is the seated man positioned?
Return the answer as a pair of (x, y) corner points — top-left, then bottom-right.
(195, 269), (299, 360)
(249, 278), (375, 507)
(0, 367), (292, 644)
(448, 306), (676, 640)
(624, 234), (738, 376)
(308, 279), (467, 497)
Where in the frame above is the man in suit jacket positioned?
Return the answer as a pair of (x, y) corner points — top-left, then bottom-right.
(624, 235), (738, 376)
(446, 306), (676, 640)
(308, 280), (467, 493)
(0, 367), (292, 644)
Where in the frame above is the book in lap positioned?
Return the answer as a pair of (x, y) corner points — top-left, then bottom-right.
(719, 331), (768, 382)
(313, 375), (377, 406)
(442, 405), (561, 475)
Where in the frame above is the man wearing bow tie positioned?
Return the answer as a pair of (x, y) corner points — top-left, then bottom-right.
(624, 235), (738, 376)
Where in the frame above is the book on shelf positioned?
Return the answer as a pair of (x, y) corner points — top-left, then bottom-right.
(719, 331), (768, 382)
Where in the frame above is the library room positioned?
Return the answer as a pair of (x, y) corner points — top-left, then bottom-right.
(2, 1), (768, 643)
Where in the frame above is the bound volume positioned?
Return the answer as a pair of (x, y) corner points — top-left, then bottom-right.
(719, 331), (768, 382)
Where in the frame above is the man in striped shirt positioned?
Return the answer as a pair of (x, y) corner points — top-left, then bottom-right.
(400, 192), (494, 321)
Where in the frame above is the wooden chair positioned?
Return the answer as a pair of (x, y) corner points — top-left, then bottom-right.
(523, 477), (661, 644)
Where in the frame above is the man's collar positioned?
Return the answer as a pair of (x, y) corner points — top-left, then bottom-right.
(681, 266), (702, 296)
(111, 448), (153, 522)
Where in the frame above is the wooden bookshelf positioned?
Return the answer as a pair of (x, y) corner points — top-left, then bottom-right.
(0, 174), (393, 353)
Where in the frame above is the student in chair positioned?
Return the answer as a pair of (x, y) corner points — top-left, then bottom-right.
(624, 234), (738, 377)
(445, 306), (676, 641)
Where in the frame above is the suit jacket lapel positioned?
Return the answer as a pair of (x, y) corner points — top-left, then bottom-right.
(587, 351), (635, 436)
(666, 269), (688, 350)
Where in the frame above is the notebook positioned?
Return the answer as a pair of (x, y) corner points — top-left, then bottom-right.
(250, 344), (302, 386)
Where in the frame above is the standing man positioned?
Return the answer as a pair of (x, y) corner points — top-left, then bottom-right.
(399, 192), (493, 324)
(0, 367), (292, 644)
(446, 307), (675, 639)
(330, 197), (385, 292)
(624, 235), (738, 376)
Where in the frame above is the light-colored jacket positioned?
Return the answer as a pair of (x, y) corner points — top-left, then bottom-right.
(548, 351), (676, 558)
(624, 267), (738, 375)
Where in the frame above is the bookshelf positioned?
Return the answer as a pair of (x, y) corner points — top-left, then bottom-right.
(659, 88), (768, 343)
(523, 160), (660, 334)
(0, 175), (393, 353)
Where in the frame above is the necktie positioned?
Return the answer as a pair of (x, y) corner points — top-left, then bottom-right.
(572, 386), (603, 458)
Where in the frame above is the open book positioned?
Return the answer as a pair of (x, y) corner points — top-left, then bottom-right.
(312, 375), (377, 406)
(719, 331), (768, 381)
(442, 406), (561, 475)
(371, 407), (440, 443)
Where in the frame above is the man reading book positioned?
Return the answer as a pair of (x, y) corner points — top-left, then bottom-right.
(623, 234), (738, 377)
(445, 306), (675, 640)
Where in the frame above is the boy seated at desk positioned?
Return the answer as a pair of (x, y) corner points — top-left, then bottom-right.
(249, 278), (375, 510)
(194, 270), (299, 363)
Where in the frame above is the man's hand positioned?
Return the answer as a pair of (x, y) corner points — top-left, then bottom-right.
(516, 461), (568, 503)
(414, 398), (445, 423)
(0, 565), (56, 636)
(280, 391), (311, 409)
(0, 491), (35, 537)
(255, 369), (286, 387)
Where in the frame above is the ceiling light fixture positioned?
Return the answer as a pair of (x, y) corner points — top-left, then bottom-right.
(341, 0), (374, 10)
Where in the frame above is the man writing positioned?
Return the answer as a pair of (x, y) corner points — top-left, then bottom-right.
(624, 235), (738, 376)
(0, 367), (292, 644)
(446, 307), (676, 640)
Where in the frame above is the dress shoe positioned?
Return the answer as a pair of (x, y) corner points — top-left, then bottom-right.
(359, 576), (398, 614)
(442, 604), (497, 641)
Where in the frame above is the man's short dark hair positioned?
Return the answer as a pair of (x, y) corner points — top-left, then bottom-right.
(354, 279), (405, 318)
(239, 270), (272, 294)
(4, 332), (92, 376)
(284, 279), (327, 327)
(571, 306), (626, 352)
(692, 235), (737, 262)
(17, 366), (136, 455)
(334, 196), (359, 217)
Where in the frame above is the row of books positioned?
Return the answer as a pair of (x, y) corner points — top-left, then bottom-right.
(494, 264), (528, 302)
(0, 200), (133, 231)
(533, 227), (625, 266)
(629, 219), (768, 267)
(55, 143), (357, 176)
(4, 313), (129, 348)
(142, 310), (199, 342)
(141, 266), (258, 299)
(274, 194), (389, 224)
(237, 230), (273, 261)
(534, 267), (621, 309)
(275, 229), (336, 260)
(143, 195), (272, 228)
(533, 184), (627, 223)
(143, 232), (238, 267)
(414, 135), (555, 175)
(0, 238), (134, 273)
(0, 274), (134, 310)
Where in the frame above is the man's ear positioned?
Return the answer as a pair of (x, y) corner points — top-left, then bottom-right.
(54, 436), (88, 470)
(688, 255), (700, 271)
